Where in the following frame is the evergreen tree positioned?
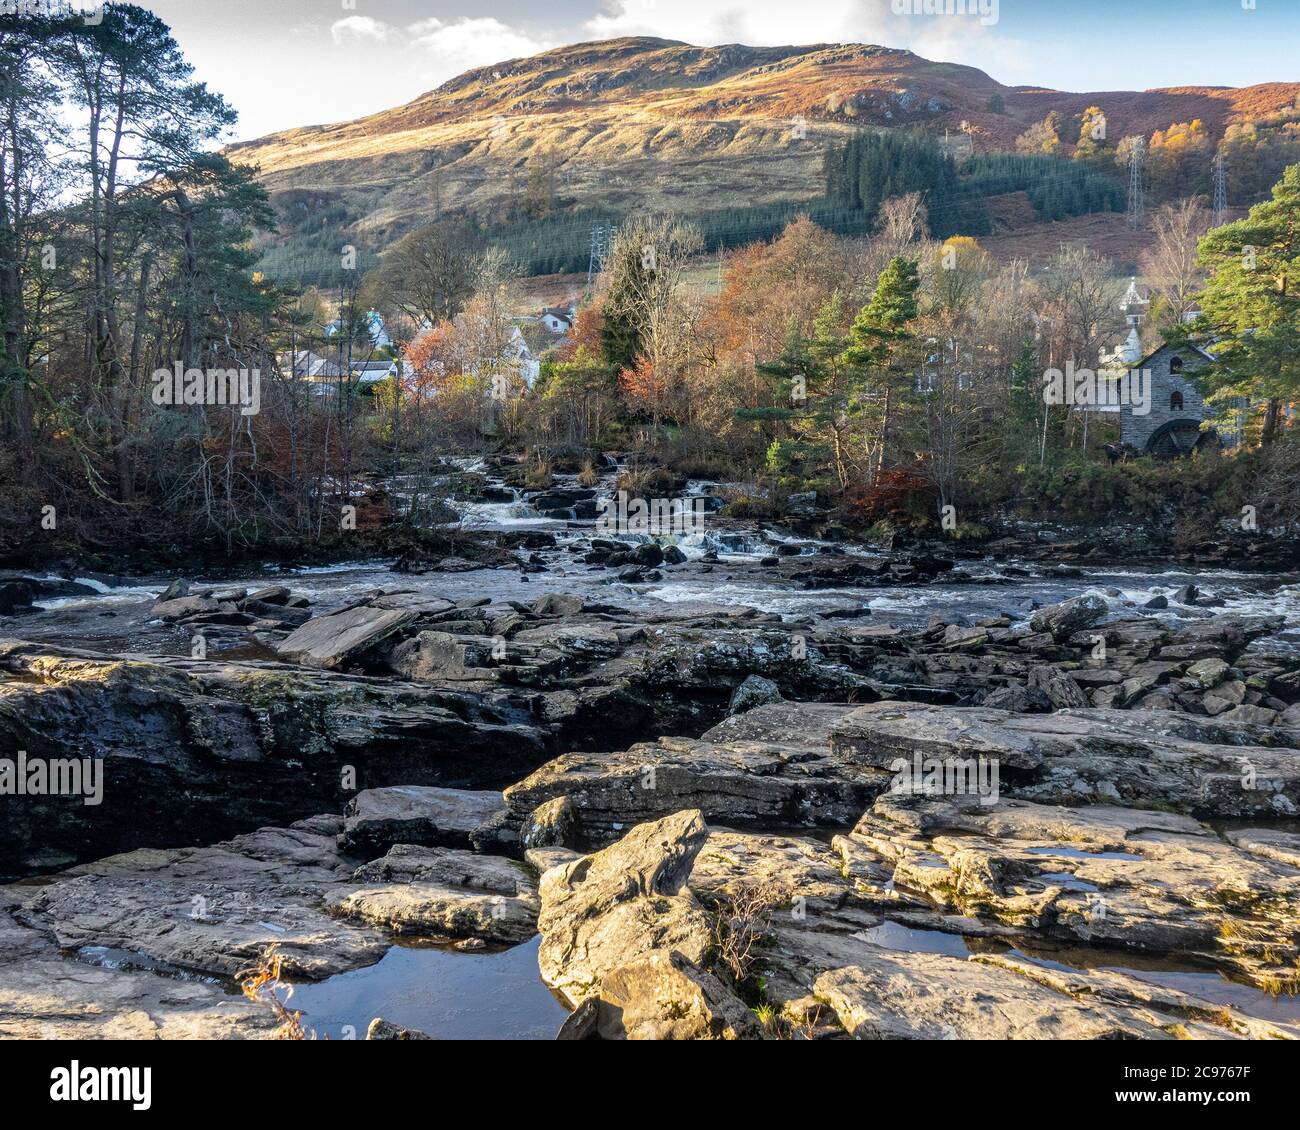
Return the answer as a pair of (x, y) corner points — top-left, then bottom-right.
(1188, 163), (1300, 445)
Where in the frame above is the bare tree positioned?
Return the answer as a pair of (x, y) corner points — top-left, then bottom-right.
(1141, 198), (1211, 331)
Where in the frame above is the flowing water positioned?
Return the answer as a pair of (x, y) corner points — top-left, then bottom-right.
(5, 462), (1299, 1038)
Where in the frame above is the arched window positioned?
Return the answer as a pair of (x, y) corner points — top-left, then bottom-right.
(1170, 391), (1184, 411)
(1169, 356), (1184, 372)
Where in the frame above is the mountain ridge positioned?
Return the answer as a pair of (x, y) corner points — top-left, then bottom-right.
(230, 37), (1300, 264)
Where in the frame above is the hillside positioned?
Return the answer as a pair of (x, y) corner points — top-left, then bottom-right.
(228, 37), (1300, 272)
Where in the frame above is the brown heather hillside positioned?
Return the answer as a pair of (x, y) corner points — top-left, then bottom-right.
(229, 37), (1300, 256)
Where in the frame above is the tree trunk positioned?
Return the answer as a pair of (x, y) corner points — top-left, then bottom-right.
(1261, 397), (1281, 446)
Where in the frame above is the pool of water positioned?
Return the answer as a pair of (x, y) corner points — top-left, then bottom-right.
(288, 936), (569, 1040)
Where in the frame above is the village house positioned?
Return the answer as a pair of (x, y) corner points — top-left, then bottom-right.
(539, 306), (575, 335)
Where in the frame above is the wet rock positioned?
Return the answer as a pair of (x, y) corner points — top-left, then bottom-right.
(247, 586), (293, 606)
(152, 595), (222, 621)
(1029, 595), (1108, 640)
(366, 1018), (435, 1040)
(629, 544), (664, 568)
(339, 786), (506, 858)
(0, 582), (35, 615)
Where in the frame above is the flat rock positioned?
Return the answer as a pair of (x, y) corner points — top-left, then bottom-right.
(276, 605), (417, 669)
(340, 786), (506, 857)
(813, 951), (1159, 1040)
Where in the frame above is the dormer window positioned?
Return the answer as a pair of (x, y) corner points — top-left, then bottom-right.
(1171, 391), (1184, 411)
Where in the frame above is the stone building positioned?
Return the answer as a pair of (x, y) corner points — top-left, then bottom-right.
(1119, 341), (1224, 456)
(1105, 278), (1239, 456)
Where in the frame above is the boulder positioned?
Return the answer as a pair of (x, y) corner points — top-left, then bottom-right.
(728, 674), (783, 715)
(629, 544), (664, 568)
(1186, 658), (1229, 689)
(0, 582), (35, 615)
(152, 595), (222, 621)
(339, 786), (506, 857)
(520, 796), (576, 850)
(328, 846), (539, 945)
(530, 593), (584, 617)
(366, 1018), (435, 1040)
(503, 703), (885, 843)
(1029, 595), (1108, 640)
(1027, 665), (1089, 709)
(593, 950), (759, 1040)
(276, 604), (417, 669)
(537, 810), (714, 1008)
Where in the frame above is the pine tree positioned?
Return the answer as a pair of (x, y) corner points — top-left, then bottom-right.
(1189, 163), (1300, 445)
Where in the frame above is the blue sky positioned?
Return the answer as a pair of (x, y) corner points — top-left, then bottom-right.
(136, 0), (1300, 142)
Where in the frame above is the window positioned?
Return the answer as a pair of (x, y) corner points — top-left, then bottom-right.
(1169, 356), (1184, 372)
(1170, 391), (1184, 411)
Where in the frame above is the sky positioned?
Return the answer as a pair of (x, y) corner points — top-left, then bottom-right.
(135, 0), (1300, 143)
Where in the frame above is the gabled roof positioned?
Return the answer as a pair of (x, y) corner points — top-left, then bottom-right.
(1132, 340), (1216, 370)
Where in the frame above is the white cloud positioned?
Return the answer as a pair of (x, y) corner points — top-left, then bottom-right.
(330, 16), (393, 45)
(584, 0), (1023, 76)
(406, 16), (555, 71)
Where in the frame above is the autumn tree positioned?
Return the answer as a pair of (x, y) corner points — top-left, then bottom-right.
(601, 214), (703, 436)
(1016, 117), (1062, 156)
(1147, 120), (1213, 202)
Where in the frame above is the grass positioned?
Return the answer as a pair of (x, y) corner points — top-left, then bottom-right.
(237, 944), (314, 1040)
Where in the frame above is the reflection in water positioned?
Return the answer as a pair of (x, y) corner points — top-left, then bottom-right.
(289, 936), (568, 1040)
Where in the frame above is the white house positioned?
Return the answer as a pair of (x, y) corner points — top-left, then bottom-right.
(539, 306), (575, 335)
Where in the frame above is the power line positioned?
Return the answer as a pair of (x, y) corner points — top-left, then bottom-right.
(1213, 151), (1228, 224)
(1127, 137), (1145, 231)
